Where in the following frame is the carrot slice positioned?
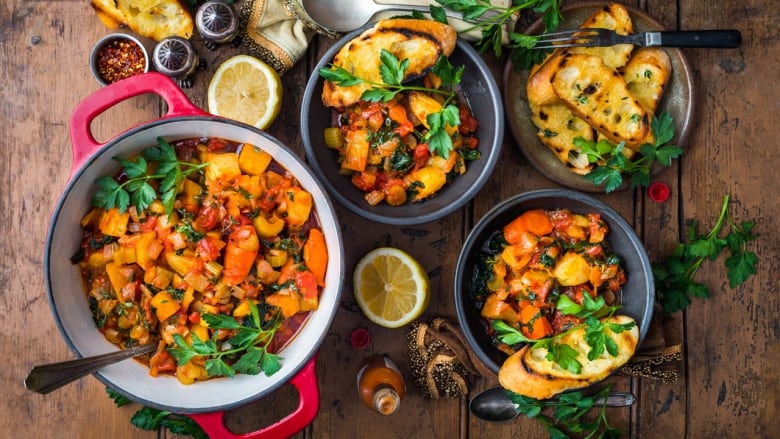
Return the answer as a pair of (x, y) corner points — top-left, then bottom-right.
(503, 209), (554, 243)
(518, 305), (553, 340)
(303, 228), (328, 286)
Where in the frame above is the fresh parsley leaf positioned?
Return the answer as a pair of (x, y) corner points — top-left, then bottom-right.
(505, 385), (624, 438)
(379, 49), (409, 86)
(201, 313), (243, 329)
(319, 50), (463, 159)
(429, 5), (449, 23)
(725, 250), (758, 287)
(130, 406), (209, 439)
(261, 351), (283, 376)
(492, 319), (535, 345)
(167, 305), (284, 379)
(107, 388), (209, 439)
(91, 137), (208, 215)
(654, 194), (759, 314)
(543, 342), (582, 374)
(232, 346), (263, 375)
(424, 104), (461, 158)
(432, 0), (562, 63)
(106, 387), (132, 407)
(431, 55), (464, 88)
(205, 357), (235, 378)
(318, 66), (363, 86)
(575, 112), (683, 193)
(555, 294), (583, 315)
(556, 291), (620, 320)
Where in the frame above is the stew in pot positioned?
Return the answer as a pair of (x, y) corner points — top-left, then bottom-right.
(72, 137), (328, 385)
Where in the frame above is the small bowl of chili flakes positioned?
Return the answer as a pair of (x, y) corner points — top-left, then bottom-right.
(90, 33), (149, 86)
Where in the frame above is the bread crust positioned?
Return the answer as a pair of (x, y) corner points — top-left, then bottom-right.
(623, 48), (672, 115)
(90, 0), (193, 41)
(551, 52), (650, 149)
(322, 19), (457, 108)
(498, 315), (639, 400)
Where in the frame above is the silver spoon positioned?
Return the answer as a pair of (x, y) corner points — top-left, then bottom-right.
(24, 343), (157, 394)
(469, 386), (636, 422)
(300, 0), (454, 33)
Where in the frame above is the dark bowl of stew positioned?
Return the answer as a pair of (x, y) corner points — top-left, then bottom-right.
(301, 24), (504, 225)
(454, 189), (654, 375)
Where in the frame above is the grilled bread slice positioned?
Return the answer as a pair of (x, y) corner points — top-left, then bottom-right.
(498, 315), (639, 400)
(569, 3), (634, 71)
(322, 19), (457, 108)
(529, 101), (596, 174)
(551, 52), (650, 149)
(526, 3), (634, 107)
(623, 47), (672, 115)
(90, 0), (193, 41)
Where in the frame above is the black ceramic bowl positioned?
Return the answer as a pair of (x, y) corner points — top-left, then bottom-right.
(454, 189), (654, 374)
(301, 28), (504, 225)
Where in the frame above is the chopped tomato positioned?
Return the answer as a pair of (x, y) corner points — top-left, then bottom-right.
(196, 205), (220, 230)
(459, 104), (479, 134)
(352, 172), (377, 192)
(206, 138), (228, 151)
(413, 143), (431, 168)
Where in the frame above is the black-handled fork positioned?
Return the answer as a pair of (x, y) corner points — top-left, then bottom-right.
(532, 28), (742, 49)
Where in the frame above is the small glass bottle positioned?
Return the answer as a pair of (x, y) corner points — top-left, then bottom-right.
(356, 354), (406, 415)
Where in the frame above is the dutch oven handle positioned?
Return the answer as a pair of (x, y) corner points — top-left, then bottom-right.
(189, 356), (320, 439)
(69, 72), (208, 178)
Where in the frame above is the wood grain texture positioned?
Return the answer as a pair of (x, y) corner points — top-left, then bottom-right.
(2, 0), (777, 438)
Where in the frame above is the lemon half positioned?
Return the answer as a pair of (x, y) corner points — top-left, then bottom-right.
(353, 247), (430, 328)
(207, 55), (282, 130)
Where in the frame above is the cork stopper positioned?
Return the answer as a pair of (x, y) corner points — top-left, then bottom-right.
(373, 385), (401, 415)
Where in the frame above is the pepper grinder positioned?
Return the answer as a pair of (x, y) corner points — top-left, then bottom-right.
(151, 37), (203, 88)
(195, 0), (241, 50)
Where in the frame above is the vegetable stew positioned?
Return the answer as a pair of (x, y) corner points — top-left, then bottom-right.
(73, 137), (328, 385)
(323, 79), (480, 206)
(471, 208), (628, 356)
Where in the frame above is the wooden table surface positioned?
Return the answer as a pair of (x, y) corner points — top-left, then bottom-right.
(3, 0), (777, 437)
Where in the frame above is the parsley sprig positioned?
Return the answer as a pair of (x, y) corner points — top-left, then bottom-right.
(167, 301), (283, 378)
(493, 293), (635, 374)
(507, 385), (625, 439)
(573, 112), (684, 193)
(92, 137), (208, 215)
(319, 49), (464, 157)
(653, 194), (758, 315)
(431, 0), (564, 69)
(106, 388), (209, 439)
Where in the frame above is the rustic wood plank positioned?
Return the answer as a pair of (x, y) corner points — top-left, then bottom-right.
(2, 1), (158, 438)
(679, 0), (779, 436)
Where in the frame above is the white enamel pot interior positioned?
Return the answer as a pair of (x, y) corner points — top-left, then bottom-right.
(45, 73), (345, 421)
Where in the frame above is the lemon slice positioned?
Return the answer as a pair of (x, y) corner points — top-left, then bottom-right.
(353, 247), (430, 328)
(207, 55), (282, 130)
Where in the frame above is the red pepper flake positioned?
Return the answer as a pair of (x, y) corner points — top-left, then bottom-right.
(648, 182), (670, 203)
(96, 39), (146, 84)
(350, 327), (371, 349)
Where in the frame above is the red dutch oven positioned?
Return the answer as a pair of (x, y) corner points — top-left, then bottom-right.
(44, 72), (345, 438)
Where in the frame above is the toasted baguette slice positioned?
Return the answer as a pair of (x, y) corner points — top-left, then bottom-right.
(498, 315), (639, 400)
(569, 3), (634, 71)
(551, 53), (650, 149)
(322, 19), (457, 108)
(622, 48), (672, 115)
(91, 0), (125, 26)
(530, 102), (596, 174)
(90, 0), (193, 41)
(526, 3), (634, 107)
